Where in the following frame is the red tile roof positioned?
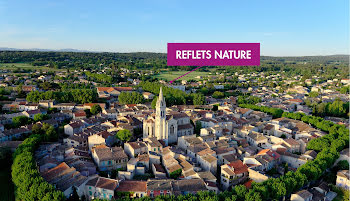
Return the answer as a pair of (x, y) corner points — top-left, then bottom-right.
(116, 180), (147, 192)
(227, 160), (248, 174)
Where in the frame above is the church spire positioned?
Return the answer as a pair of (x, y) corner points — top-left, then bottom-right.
(159, 87), (164, 102)
(157, 87), (165, 106)
(156, 87), (166, 118)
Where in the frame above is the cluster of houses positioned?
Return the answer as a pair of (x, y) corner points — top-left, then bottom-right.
(0, 69), (348, 200)
(14, 88), (342, 200)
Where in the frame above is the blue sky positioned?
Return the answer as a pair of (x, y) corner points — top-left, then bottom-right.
(0, 0), (348, 56)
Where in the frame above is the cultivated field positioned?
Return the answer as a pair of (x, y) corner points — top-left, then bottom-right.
(153, 70), (211, 81)
(0, 63), (62, 72)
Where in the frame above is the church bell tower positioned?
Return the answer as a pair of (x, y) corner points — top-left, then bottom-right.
(155, 87), (166, 140)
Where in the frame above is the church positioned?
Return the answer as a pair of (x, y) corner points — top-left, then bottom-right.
(143, 87), (194, 145)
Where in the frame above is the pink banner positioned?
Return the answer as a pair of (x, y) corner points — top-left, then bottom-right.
(167, 43), (260, 66)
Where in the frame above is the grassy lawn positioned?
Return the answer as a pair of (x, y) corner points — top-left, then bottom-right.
(0, 167), (14, 201)
(153, 70), (211, 81)
(0, 63), (62, 72)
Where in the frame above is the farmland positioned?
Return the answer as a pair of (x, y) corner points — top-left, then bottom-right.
(153, 70), (211, 81)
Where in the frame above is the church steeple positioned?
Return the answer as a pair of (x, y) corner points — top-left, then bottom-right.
(156, 87), (166, 118)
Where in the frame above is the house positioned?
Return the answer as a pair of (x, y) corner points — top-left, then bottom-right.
(24, 103), (39, 111)
(283, 139), (301, 153)
(246, 132), (268, 147)
(116, 180), (147, 198)
(64, 134), (87, 148)
(142, 92), (154, 100)
(198, 154), (217, 175)
(152, 164), (167, 178)
(144, 137), (163, 154)
(73, 110), (87, 119)
(118, 154), (150, 180)
(41, 162), (88, 198)
(88, 131), (116, 151)
(290, 190), (313, 201)
(84, 103), (106, 110)
(147, 179), (173, 197)
(1, 128), (31, 141)
(97, 87), (133, 98)
(53, 103), (75, 110)
(220, 160), (248, 190)
(102, 109), (118, 120)
(277, 150), (307, 169)
(172, 179), (207, 195)
(23, 109), (46, 119)
(243, 154), (276, 172)
(85, 176), (118, 200)
(336, 170), (350, 190)
(39, 100), (55, 108)
(196, 171), (217, 183)
(64, 121), (85, 135)
(124, 141), (148, 158)
(92, 146), (128, 171)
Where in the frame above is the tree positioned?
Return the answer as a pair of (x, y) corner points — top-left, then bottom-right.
(12, 116), (30, 127)
(119, 92), (145, 104)
(337, 160), (349, 171)
(234, 185), (247, 200)
(192, 93), (205, 105)
(169, 169), (182, 179)
(34, 113), (49, 122)
(116, 129), (132, 142)
(43, 123), (58, 141)
(32, 124), (43, 135)
(308, 91), (319, 98)
(195, 121), (202, 135)
(90, 104), (102, 115)
(212, 91), (224, 99)
(212, 104), (218, 111)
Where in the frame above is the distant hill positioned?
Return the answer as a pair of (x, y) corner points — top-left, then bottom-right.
(0, 47), (89, 52)
(261, 55), (349, 63)
(0, 49), (348, 69)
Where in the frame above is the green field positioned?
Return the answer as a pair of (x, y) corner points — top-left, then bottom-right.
(0, 63), (63, 72)
(153, 70), (211, 81)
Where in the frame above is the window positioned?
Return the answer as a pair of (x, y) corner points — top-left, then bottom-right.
(89, 191), (92, 195)
(170, 125), (175, 135)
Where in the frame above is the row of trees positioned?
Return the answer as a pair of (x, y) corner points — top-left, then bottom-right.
(139, 82), (205, 106)
(118, 92), (145, 104)
(11, 135), (65, 200)
(282, 112), (349, 152)
(307, 99), (349, 118)
(238, 104), (284, 118)
(26, 89), (97, 104)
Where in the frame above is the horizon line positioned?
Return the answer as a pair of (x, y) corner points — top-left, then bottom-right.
(0, 47), (349, 57)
